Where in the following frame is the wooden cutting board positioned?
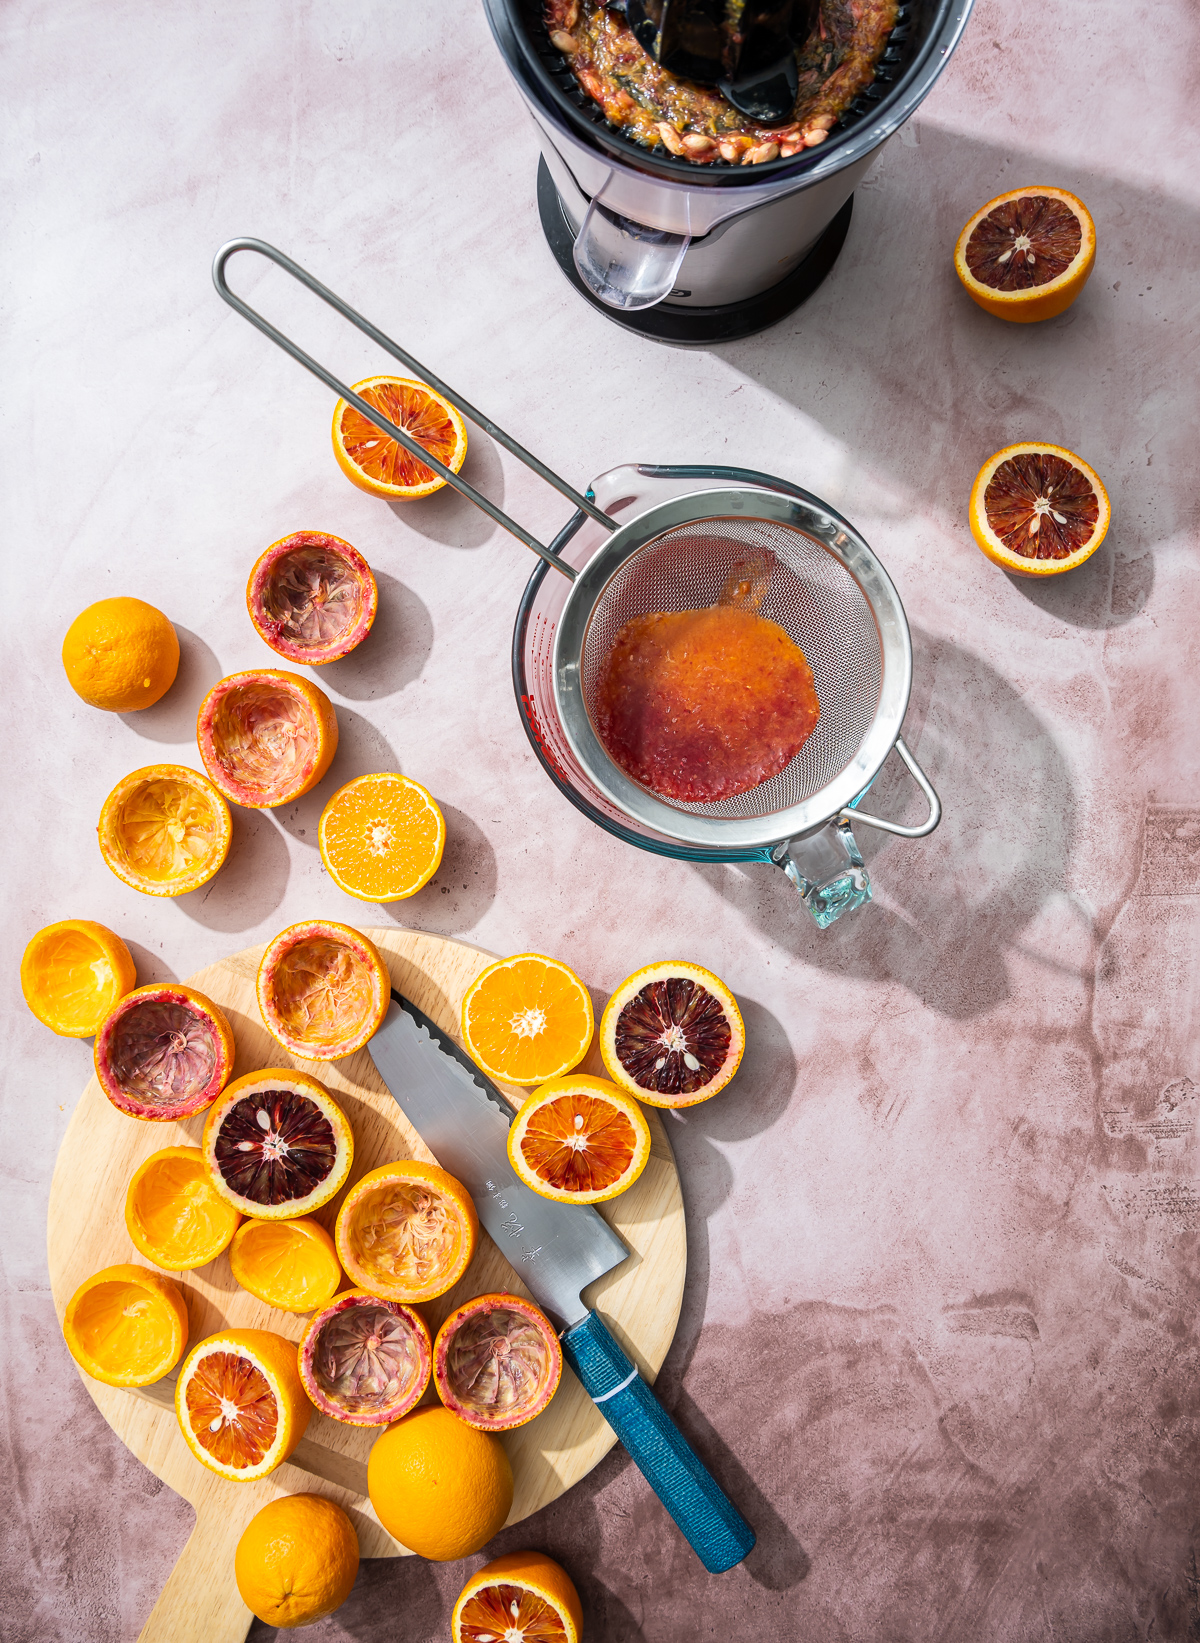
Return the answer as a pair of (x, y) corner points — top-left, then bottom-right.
(46, 927), (686, 1643)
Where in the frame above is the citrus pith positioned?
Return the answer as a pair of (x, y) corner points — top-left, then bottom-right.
(318, 773), (445, 901)
(98, 765), (231, 896)
(333, 376), (467, 499)
(335, 1160), (478, 1304)
(256, 920), (389, 1060)
(95, 983), (234, 1120)
(954, 187), (1095, 323)
(508, 1073), (651, 1205)
(969, 442), (1110, 576)
(196, 669), (338, 809)
(434, 1293), (562, 1432)
(298, 1290), (432, 1426)
(247, 531), (378, 665)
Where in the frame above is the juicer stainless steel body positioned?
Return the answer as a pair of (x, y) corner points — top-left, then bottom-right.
(483, 0), (974, 323)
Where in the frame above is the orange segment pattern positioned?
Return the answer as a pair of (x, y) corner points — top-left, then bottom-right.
(338, 381), (461, 489)
(519, 1091), (637, 1194)
(184, 1350), (279, 1470)
(457, 1583), (570, 1643)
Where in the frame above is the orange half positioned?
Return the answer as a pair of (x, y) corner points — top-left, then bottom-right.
(63, 1264), (188, 1387)
(335, 1161), (478, 1304)
(332, 376), (467, 499)
(453, 1551), (584, 1643)
(125, 1147), (241, 1270)
(20, 919), (136, 1037)
(954, 187), (1095, 323)
(319, 773), (446, 901)
(969, 442), (1110, 577)
(508, 1073), (651, 1205)
(461, 954), (594, 1087)
(175, 1328), (310, 1481)
(228, 1217), (342, 1313)
(98, 765), (232, 896)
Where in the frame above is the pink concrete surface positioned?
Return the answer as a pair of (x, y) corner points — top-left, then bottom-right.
(3, 1), (1198, 1638)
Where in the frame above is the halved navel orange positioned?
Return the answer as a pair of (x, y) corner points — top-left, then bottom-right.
(332, 376), (467, 499)
(954, 187), (1095, 323)
(969, 442), (1110, 576)
(175, 1327), (310, 1481)
(335, 1161), (478, 1304)
(20, 919), (137, 1037)
(63, 1264), (189, 1386)
(453, 1551), (584, 1643)
(508, 1074), (651, 1205)
(461, 954), (594, 1087)
(318, 773), (446, 901)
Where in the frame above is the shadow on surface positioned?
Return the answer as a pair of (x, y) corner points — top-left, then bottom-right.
(318, 569), (434, 701)
(386, 429), (506, 550)
(174, 806), (290, 931)
(118, 627), (223, 742)
(717, 130), (1196, 630)
(692, 627), (1076, 1017)
(379, 800), (498, 935)
(122, 941), (180, 987)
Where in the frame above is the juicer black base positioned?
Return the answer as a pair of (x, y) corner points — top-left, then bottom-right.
(536, 155), (853, 345)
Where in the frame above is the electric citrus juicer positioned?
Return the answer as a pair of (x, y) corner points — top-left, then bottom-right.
(214, 239), (940, 928)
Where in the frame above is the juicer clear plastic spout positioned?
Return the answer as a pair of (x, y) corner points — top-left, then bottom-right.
(573, 182), (691, 310)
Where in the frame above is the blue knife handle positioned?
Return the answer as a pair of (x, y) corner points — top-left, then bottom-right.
(561, 1310), (755, 1573)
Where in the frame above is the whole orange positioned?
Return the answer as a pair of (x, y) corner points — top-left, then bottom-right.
(367, 1405), (514, 1561)
(234, 1493), (359, 1629)
(62, 597), (179, 712)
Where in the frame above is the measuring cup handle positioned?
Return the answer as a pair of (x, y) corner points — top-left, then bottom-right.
(838, 736), (941, 838)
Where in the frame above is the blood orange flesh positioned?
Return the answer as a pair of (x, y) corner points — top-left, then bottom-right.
(965, 194), (1082, 291)
(336, 378), (465, 493)
(521, 1093), (636, 1194)
(214, 1090), (335, 1207)
(983, 450), (1101, 562)
(96, 986), (231, 1120)
(184, 1350), (278, 1471)
(601, 963), (745, 1106)
(300, 1293), (431, 1426)
(458, 1583), (570, 1642)
(435, 1294), (561, 1432)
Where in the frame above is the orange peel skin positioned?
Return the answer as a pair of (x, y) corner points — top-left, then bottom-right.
(20, 919), (137, 1037)
(94, 983), (235, 1121)
(63, 1263), (189, 1387)
(196, 669), (338, 809)
(124, 1147), (241, 1270)
(98, 765), (231, 897)
(954, 187), (1096, 324)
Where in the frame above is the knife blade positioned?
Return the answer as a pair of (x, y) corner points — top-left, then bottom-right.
(368, 992), (756, 1575)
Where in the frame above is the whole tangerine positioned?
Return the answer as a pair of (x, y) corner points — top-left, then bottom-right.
(62, 597), (179, 712)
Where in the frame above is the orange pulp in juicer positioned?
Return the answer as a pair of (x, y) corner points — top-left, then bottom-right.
(593, 555), (820, 804)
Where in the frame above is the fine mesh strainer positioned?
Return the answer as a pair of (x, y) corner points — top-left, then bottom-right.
(214, 239), (939, 926)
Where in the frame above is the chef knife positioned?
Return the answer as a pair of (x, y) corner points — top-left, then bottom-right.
(368, 993), (755, 1574)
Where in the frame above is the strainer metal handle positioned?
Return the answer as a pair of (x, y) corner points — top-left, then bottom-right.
(837, 736), (940, 838)
(211, 237), (617, 579)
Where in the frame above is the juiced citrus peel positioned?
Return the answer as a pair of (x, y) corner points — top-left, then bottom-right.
(600, 960), (745, 1107)
(247, 531), (378, 665)
(434, 1293), (562, 1432)
(508, 1074), (651, 1205)
(229, 1216), (342, 1313)
(63, 1264), (188, 1386)
(256, 920), (389, 1061)
(95, 983), (234, 1120)
(298, 1290), (432, 1426)
(20, 919), (136, 1037)
(453, 1551), (583, 1643)
(124, 1147), (241, 1270)
(98, 765), (232, 896)
(203, 1069), (354, 1220)
(197, 669), (338, 808)
(175, 1328), (310, 1481)
(335, 1160), (478, 1304)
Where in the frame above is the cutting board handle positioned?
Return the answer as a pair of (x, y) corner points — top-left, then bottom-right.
(137, 1505), (253, 1643)
(562, 1310), (755, 1574)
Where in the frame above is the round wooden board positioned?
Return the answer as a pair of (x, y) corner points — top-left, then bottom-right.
(47, 928), (686, 1643)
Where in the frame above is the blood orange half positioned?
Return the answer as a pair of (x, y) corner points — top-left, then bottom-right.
(507, 1074), (651, 1205)
(332, 376), (467, 499)
(246, 531), (378, 666)
(969, 442), (1110, 577)
(599, 960), (744, 1107)
(256, 920), (389, 1061)
(202, 1069), (354, 1220)
(196, 670), (338, 809)
(452, 1552), (583, 1643)
(954, 187), (1095, 323)
(298, 1290), (432, 1427)
(434, 1293), (562, 1432)
(94, 983), (234, 1121)
(175, 1328), (310, 1481)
